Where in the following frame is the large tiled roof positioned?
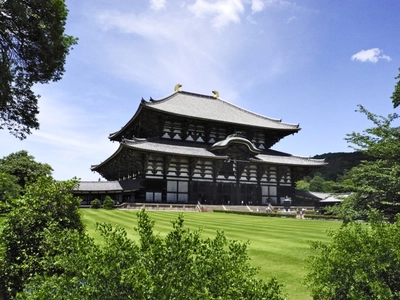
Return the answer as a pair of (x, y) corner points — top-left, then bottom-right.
(75, 179), (142, 192)
(143, 91), (299, 130)
(93, 138), (325, 170)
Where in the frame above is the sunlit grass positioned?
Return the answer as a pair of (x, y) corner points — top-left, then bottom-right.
(81, 209), (341, 300)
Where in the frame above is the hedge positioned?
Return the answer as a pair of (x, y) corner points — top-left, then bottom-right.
(213, 210), (342, 220)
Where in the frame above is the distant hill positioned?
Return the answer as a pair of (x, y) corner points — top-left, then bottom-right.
(311, 152), (372, 181)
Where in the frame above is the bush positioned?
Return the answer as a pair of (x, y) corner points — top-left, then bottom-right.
(103, 196), (115, 210)
(90, 199), (101, 209)
(0, 177), (83, 299)
(0, 172), (21, 213)
(305, 210), (400, 299)
(16, 210), (285, 300)
(213, 210), (342, 220)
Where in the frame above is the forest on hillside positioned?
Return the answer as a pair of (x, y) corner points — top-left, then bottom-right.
(296, 151), (373, 193)
(310, 152), (372, 181)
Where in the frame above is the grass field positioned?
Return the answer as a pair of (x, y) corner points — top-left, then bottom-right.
(81, 209), (342, 300)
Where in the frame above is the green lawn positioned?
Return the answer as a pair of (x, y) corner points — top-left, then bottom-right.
(81, 209), (341, 300)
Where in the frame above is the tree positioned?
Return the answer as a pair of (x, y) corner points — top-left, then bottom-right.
(309, 174), (326, 192)
(0, 177), (83, 299)
(297, 173), (346, 193)
(296, 179), (310, 191)
(16, 210), (285, 300)
(0, 150), (52, 188)
(103, 195), (115, 209)
(391, 68), (400, 108)
(0, 0), (77, 139)
(304, 210), (400, 299)
(343, 105), (400, 221)
(0, 172), (21, 213)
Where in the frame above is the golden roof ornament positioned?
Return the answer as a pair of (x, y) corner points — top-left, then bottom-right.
(212, 90), (219, 98)
(174, 84), (182, 92)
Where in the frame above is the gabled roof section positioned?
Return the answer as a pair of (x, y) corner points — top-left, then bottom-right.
(109, 90), (300, 141)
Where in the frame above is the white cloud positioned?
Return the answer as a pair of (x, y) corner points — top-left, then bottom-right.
(150, 0), (166, 10)
(188, 0), (245, 29)
(351, 48), (391, 63)
(94, 6), (244, 98)
(91, 0), (312, 103)
(251, 0), (265, 13)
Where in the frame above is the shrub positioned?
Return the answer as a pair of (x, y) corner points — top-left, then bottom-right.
(305, 210), (400, 299)
(213, 210), (342, 220)
(0, 177), (83, 299)
(103, 196), (115, 210)
(90, 199), (101, 209)
(16, 210), (285, 300)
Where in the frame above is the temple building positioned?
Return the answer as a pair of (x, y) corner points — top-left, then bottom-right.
(89, 87), (325, 206)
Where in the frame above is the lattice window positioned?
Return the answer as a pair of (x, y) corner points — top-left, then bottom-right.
(167, 180), (188, 202)
(185, 124), (205, 142)
(146, 155), (164, 177)
(146, 192), (162, 202)
(261, 185), (277, 204)
(279, 167), (291, 185)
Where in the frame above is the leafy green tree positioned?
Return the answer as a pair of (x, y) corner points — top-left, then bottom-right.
(103, 195), (115, 209)
(296, 179), (310, 191)
(0, 172), (21, 213)
(391, 68), (400, 108)
(0, 177), (83, 299)
(309, 174), (326, 192)
(297, 173), (336, 193)
(305, 210), (400, 299)
(90, 198), (101, 209)
(16, 210), (285, 300)
(343, 105), (400, 220)
(0, 150), (52, 188)
(0, 0), (77, 139)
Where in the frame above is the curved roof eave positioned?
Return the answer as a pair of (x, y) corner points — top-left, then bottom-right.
(91, 143), (125, 171)
(108, 101), (147, 141)
(92, 139), (228, 172)
(251, 155), (326, 167)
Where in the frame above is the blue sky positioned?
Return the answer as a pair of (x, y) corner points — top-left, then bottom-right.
(1, 0), (399, 181)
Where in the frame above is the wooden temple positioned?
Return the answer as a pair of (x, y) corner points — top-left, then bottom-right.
(90, 87), (325, 206)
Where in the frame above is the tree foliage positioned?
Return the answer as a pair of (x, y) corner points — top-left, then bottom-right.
(0, 150), (52, 188)
(0, 177), (83, 299)
(296, 173), (352, 193)
(305, 210), (400, 299)
(103, 195), (115, 210)
(343, 105), (400, 220)
(392, 68), (400, 108)
(0, 172), (21, 213)
(0, 0), (77, 139)
(16, 210), (284, 300)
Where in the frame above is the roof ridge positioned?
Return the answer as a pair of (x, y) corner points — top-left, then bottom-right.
(145, 90), (215, 104)
(146, 90), (299, 128)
